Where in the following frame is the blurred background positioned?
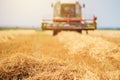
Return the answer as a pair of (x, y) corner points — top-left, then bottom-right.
(0, 0), (120, 29)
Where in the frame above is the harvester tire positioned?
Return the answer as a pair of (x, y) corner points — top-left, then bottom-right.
(77, 30), (82, 34)
(53, 30), (58, 36)
(86, 30), (88, 34)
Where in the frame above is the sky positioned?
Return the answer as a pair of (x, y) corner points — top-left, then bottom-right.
(0, 0), (120, 28)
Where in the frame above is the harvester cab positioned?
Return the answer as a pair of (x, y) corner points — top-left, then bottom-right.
(41, 1), (97, 35)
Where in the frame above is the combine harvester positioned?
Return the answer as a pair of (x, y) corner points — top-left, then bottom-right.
(41, 1), (97, 35)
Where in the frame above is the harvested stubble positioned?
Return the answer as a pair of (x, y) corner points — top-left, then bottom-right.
(0, 30), (120, 80)
(0, 54), (69, 80)
(0, 30), (36, 43)
(0, 53), (85, 80)
(88, 30), (120, 46)
(55, 31), (120, 80)
(56, 31), (120, 57)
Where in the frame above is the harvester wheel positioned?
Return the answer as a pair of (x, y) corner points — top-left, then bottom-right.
(53, 30), (58, 36)
(77, 30), (82, 34)
(86, 30), (88, 34)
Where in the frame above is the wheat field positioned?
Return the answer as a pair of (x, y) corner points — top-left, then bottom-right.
(0, 30), (120, 80)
